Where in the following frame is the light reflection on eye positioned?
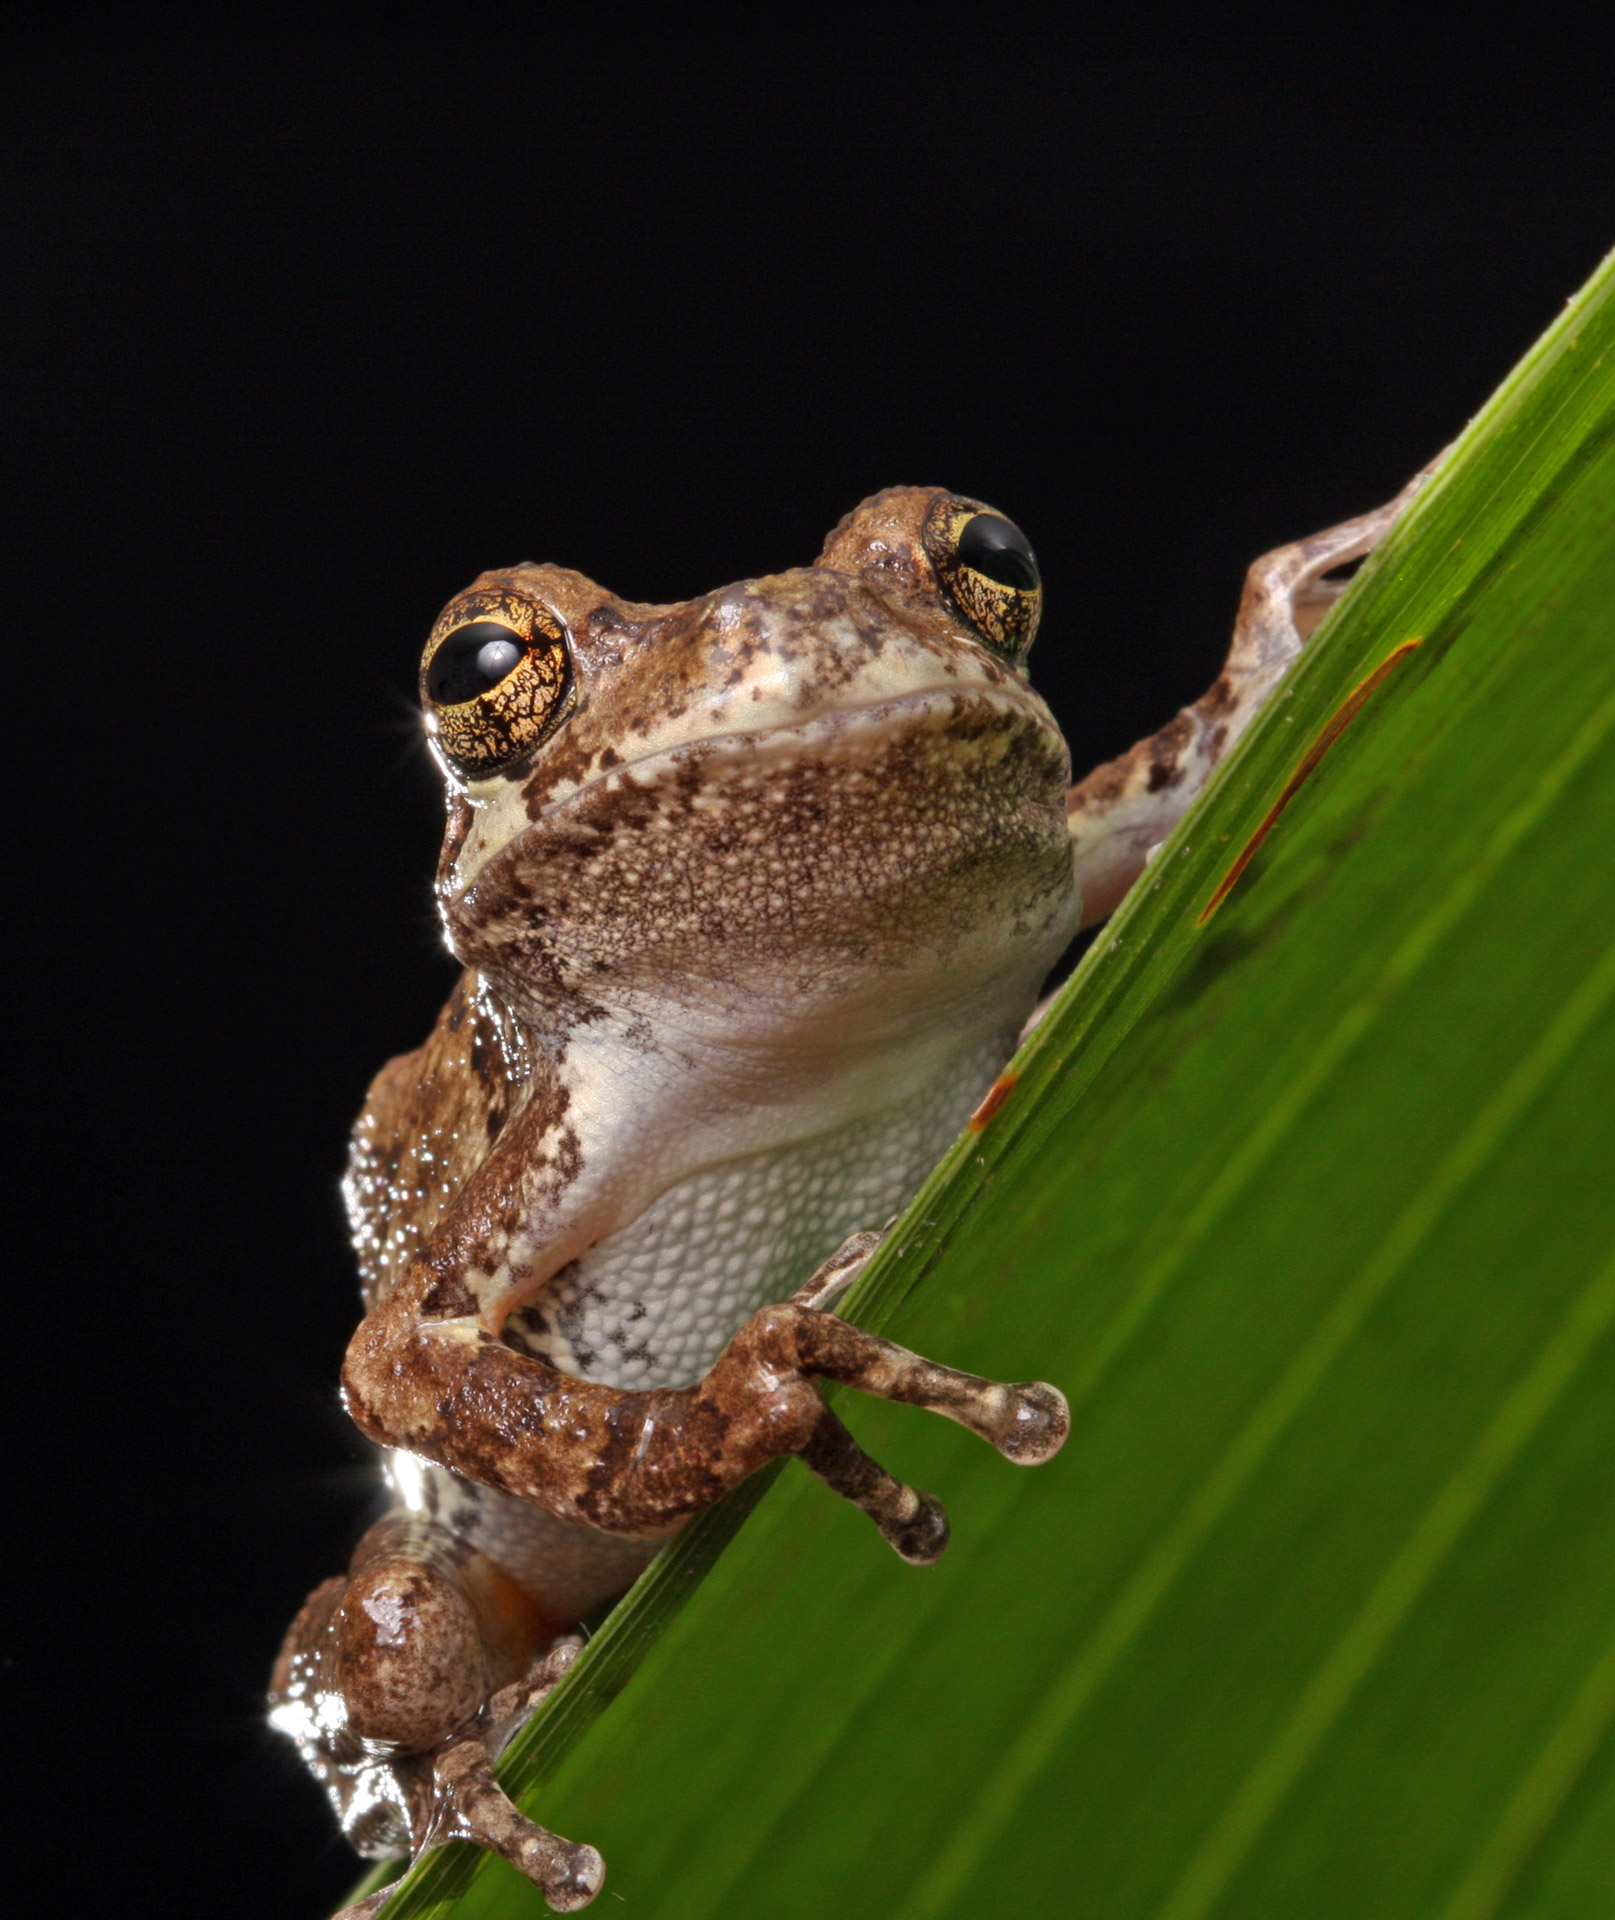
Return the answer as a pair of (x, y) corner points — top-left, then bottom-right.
(475, 636), (523, 682)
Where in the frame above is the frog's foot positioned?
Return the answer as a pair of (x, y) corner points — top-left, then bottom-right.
(272, 1524), (604, 1917)
(699, 1297), (1070, 1565)
(1064, 449), (1447, 926)
(330, 1644), (602, 1920)
(436, 1636), (603, 1910)
(436, 1732), (604, 1912)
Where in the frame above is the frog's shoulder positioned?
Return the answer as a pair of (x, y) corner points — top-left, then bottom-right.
(344, 971), (528, 1310)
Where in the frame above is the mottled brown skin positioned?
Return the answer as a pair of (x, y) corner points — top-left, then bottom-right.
(1064, 471), (1438, 921)
(272, 474), (1436, 1916)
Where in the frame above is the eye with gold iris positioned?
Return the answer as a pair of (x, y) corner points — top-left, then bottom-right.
(921, 496), (1042, 661)
(420, 597), (572, 778)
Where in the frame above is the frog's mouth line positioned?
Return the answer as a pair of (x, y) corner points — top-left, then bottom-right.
(452, 681), (1064, 893)
(551, 679), (1051, 805)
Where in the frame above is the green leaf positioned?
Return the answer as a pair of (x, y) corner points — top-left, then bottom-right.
(355, 244), (1615, 1919)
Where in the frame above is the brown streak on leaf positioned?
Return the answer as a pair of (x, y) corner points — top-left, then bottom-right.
(968, 1071), (1019, 1132)
(1197, 639), (1423, 926)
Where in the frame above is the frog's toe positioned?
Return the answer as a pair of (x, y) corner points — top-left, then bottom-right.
(534, 1840), (606, 1913)
(485, 1634), (585, 1752)
(888, 1491), (950, 1566)
(992, 1380), (1071, 1464)
(798, 1403), (951, 1563)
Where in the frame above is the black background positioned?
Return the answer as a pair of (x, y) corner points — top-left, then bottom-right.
(6, 18), (1613, 1916)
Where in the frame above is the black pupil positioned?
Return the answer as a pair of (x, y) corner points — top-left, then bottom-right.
(956, 513), (1039, 592)
(426, 623), (527, 705)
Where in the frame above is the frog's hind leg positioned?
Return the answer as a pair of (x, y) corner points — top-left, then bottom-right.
(330, 1708), (603, 1920)
(1063, 456), (1443, 929)
(433, 1646), (603, 1913)
(271, 1516), (604, 1916)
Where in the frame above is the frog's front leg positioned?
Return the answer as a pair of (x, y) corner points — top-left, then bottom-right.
(342, 1248), (1069, 1565)
(1065, 460), (1441, 926)
(269, 1515), (603, 1914)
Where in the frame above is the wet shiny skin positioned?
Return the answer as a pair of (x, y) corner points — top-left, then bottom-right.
(271, 475), (1428, 1913)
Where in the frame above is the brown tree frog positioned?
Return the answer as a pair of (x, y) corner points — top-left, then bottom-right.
(271, 477), (1430, 1914)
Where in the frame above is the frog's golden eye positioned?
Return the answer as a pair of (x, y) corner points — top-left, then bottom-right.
(922, 498), (1042, 661)
(420, 603), (571, 779)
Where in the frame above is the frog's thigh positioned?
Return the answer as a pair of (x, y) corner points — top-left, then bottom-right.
(270, 1514), (604, 1913)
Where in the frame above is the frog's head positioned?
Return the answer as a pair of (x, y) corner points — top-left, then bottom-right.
(421, 489), (1079, 1034)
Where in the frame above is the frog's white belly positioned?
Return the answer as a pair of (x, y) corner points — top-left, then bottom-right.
(504, 1028), (1013, 1391)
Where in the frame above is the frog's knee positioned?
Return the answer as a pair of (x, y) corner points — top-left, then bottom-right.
(336, 1555), (489, 1752)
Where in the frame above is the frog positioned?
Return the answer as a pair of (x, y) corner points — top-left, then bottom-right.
(270, 472), (1432, 1916)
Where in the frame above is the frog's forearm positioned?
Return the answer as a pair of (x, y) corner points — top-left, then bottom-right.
(1065, 465), (1437, 928)
(343, 1263), (708, 1534)
(343, 1258), (1067, 1546)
